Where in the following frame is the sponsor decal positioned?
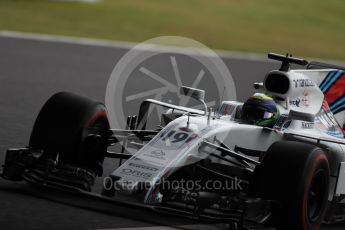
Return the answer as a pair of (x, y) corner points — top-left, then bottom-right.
(293, 79), (315, 88)
(128, 163), (158, 172)
(143, 150), (166, 160)
(121, 168), (152, 179)
(290, 98), (301, 107)
(290, 91), (310, 107)
(302, 122), (314, 129)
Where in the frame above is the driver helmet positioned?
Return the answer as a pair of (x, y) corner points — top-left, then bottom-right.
(242, 93), (279, 127)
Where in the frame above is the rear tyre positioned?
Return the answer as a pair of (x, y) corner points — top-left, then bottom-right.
(29, 92), (110, 176)
(252, 141), (330, 230)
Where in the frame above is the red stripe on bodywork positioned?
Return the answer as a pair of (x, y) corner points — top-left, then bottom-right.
(324, 74), (345, 105)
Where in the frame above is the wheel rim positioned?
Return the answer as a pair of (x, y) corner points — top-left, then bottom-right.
(307, 169), (327, 222)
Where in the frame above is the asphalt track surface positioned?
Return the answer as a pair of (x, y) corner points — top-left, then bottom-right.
(0, 35), (344, 230)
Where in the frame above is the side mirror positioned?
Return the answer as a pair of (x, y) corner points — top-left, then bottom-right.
(288, 109), (315, 122)
(180, 86), (205, 101)
(253, 82), (264, 90)
(180, 86), (207, 114)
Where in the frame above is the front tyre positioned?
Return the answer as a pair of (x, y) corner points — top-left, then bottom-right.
(252, 141), (330, 230)
(29, 92), (110, 177)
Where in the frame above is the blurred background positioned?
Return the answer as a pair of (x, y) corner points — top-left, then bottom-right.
(1, 0), (344, 61)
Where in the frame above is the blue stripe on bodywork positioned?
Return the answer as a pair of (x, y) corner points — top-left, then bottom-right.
(322, 71), (344, 93)
(320, 71), (336, 90)
(330, 96), (345, 111)
(333, 103), (345, 114)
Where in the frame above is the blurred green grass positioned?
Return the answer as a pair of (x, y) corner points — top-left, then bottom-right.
(1, 0), (344, 60)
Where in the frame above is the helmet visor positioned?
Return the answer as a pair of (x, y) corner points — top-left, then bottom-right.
(242, 106), (274, 121)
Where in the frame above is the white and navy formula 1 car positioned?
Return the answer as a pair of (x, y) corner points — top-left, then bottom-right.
(1, 53), (345, 230)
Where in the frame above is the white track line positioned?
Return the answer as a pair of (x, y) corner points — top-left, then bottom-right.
(2, 30), (342, 65)
(0, 30), (270, 62)
(0, 30), (135, 49)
